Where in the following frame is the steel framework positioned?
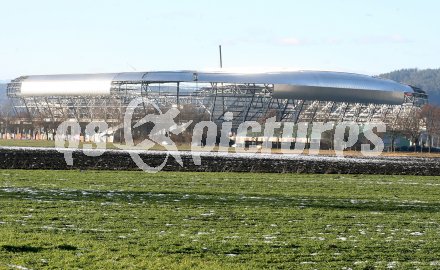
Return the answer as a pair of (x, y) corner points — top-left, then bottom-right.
(6, 77), (428, 133)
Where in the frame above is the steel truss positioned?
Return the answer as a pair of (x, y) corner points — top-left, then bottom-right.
(7, 80), (427, 132)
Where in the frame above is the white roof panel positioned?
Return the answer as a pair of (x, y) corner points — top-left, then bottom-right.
(20, 73), (117, 96)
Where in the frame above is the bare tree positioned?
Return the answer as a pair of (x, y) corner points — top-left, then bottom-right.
(0, 102), (13, 135)
(420, 104), (440, 152)
(384, 112), (404, 152)
(398, 108), (423, 152)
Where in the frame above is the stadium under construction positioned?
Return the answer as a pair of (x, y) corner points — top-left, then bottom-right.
(3, 70), (429, 144)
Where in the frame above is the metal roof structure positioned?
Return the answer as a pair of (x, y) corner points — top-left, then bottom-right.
(10, 70), (415, 105)
(5, 70), (428, 129)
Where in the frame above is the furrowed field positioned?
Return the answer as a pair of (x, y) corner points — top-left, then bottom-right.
(1, 171), (440, 269)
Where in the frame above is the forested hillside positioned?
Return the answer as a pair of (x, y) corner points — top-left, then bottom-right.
(0, 84), (7, 105)
(380, 68), (440, 105)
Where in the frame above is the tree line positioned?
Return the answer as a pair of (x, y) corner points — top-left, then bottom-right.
(380, 68), (440, 105)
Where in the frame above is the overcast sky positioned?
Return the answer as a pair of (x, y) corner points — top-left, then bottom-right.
(0, 0), (438, 79)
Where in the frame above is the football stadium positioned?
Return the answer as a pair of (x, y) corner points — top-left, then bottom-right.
(3, 1), (440, 269)
(5, 70), (428, 138)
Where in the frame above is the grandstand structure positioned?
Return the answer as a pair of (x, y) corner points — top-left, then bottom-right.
(6, 70), (428, 132)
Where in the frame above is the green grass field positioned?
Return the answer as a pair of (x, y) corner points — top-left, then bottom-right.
(1, 171), (440, 269)
(0, 139), (194, 151)
(3, 139), (440, 158)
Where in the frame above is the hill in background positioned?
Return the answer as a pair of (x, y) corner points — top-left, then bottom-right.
(380, 68), (440, 105)
(0, 84), (7, 105)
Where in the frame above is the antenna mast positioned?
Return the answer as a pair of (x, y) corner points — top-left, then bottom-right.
(219, 45), (223, 69)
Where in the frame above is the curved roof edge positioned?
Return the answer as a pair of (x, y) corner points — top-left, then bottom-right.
(19, 70), (414, 93)
(9, 70), (418, 104)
